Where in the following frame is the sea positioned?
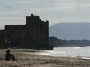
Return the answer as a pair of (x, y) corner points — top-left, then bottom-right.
(37, 47), (90, 59)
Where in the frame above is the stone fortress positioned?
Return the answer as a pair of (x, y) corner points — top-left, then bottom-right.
(4, 14), (53, 50)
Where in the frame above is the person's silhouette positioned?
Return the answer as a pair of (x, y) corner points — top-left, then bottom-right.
(5, 50), (15, 61)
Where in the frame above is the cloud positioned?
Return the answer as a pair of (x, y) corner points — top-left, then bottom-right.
(79, 3), (90, 7)
(76, 0), (90, 8)
(0, 0), (90, 28)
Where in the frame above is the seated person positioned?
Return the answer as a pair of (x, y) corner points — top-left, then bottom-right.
(5, 50), (15, 61)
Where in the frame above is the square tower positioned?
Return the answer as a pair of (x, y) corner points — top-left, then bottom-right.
(26, 14), (52, 49)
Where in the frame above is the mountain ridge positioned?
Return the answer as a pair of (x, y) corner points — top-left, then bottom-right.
(49, 22), (90, 40)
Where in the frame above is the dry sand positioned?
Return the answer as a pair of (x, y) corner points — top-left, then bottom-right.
(0, 49), (90, 67)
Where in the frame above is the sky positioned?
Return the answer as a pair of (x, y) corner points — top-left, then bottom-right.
(0, 0), (90, 29)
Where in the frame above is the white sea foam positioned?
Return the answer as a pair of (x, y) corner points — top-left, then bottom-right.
(25, 47), (90, 58)
(46, 47), (90, 57)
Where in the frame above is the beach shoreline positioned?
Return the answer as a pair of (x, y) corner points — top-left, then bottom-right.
(0, 49), (90, 67)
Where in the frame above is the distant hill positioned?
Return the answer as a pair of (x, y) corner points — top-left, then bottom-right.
(49, 37), (90, 47)
(49, 22), (90, 40)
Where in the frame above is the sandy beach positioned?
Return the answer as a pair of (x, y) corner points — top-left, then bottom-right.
(0, 49), (90, 67)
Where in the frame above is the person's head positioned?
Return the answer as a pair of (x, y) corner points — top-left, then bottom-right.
(6, 50), (11, 53)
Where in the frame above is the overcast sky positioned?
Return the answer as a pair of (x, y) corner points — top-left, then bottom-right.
(0, 0), (90, 29)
